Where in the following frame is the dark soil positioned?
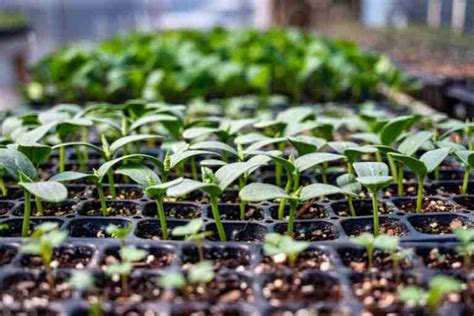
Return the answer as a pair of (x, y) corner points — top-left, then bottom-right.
(338, 248), (412, 273)
(410, 216), (471, 235)
(270, 202), (327, 220)
(101, 246), (175, 269)
(0, 202), (14, 215)
(143, 202), (202, 219)
(217, 204), (264, 221)
(275, 222), (338, 241)
(394, 198), (461, 213)
(79, 200), (138, 216)
(331, 199), (390, 217)
(0, 245), (17, 266)
(418, 247), (466, 270)
(257, 247), (333, 273)
(15, 201), (78, 217)
(20, 245), (94, 269)
(181, 245), (251, 270)
(345, 220), (406, 237)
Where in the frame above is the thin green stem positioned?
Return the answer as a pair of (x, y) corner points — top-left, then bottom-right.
(75, 145), (86, 171)
(434, 166), (440, 181)
(196, 240), (204, 262)
(375, 151), (382, 162)
(397, 163), (404, 196)
(35, 196), (44, 216)
(461, 167), (470, 194)
(81, 127), (89, 162)
(387, 154), (398, 184)
(348, 196), (356, 217)
(0, 177), (7, 197)
(59, 146), (65, 173)
(239, 176), (246, 220)
(191, 157), (198, 181)
(277, 198), (286, 220)
(22, 191), (31, 237)
(210, 195), (226, 242)
(367, 245), (374, 270)
(371, 190), (380, 236)
(107, 169), (117, 198)
(97, 182), (109, 216)
(321, 162), (328, 184)
(286, 200), (298, 236)
(156, 197), (168, 240)
(416, 176), (424, 213)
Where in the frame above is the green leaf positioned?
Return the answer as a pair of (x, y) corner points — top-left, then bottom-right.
(245, 137), (286, 151)
(190, 141), (238, 156)
(120, 245), (147, 263)
(96, 154), (163, 182)
(52, 142), (104, 156)
(129, 114), (179, 131)
(234, 133), (269, 145)
(300, 183), (356, 201)
(183, 127), (220, 140)
(110, 134), (162, 155)
(215, 161), (264, 191)
(352, 232), (374, 247)
(15, 122), (57, 144)
(224, 118), (255, 135)
(172, 218), (203, 236)
(380, 115), (417, 146)
(188, 261), (215, 284)
(454, 228), (474, 245)
(399, 286), (426, 304)
(239, 183), (290, 202)
(19, 181), (68, 202)
(105, 224), (131, 240)
(420, 147), (450, 173)
(277, 107), (314, 123)
(429, 276), (462, 294)
(16, 143), (52, 165)
(336, 173), (362, 194)
(0, 148), (37, 180)
(353, 162), (393, 190)
(166, 179), (221, 197)
(398, 131), (432, 156)
(145, 178), (183, 198)
(389, 153), (427, 178)
(200, 159), (227, 167)
(69, 271), (94, 291)
(170, 150), (220, 168)
(50, 171), (97, 182)
(373, 234), (399, 252)
(351, 132), (380, 144)
(455, 150), (474, 168)
(288, 136), (326, 155)
(295, 152), (345, 173)
(244, 150), (295, 173)
(159, 272), (185, 289)
(105, 262), (132, 276)
(116, 163), (160, 188)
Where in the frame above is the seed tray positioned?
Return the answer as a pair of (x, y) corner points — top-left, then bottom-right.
(0, 237), (472, 315)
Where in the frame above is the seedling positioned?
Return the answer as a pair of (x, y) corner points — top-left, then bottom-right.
(372, 234), (412, 282)
(353, 162), (393, 236)
(21, 222), (67, 286)
(0, 148), (68, 236)
(105, 223), (132, 247)
(454, 228), (474, 273)
(263, 232), (309, 265)
(104, 245), (148, 297)
(159, 260), (215, 291)
(240, 182), (355, 235)
(399, 275), (462, 313)
(69, 271), (104, 316)
(389, 147), (450, 212)
(454, 150), (474, 194)
(172, 219), (213, 261)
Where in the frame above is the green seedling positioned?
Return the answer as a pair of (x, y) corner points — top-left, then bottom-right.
(240, 182), (355, 236)
(159, 260), (215, 292)
(263, 232), (309, 266)
(172, 219), (213, 262)
(353, 162), (393, 236)
(372, 234), (412, 282)
(69, 271), (104, 316)
(399, 275), (462, 313)
(389, 147), (450, 213)
(21, 222), (67, 286)
(0, 148), (68, 236)
(104, 245), (148, 297)
(454, 228), (474, 273)
(454, 150), (474, 194)
(106, 224), (132, 247)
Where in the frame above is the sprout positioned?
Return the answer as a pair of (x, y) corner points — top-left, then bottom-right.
(105, 224), (132, 247)
(21, 222), (67, 286)
(454, 150), (474, 194)
(69, 271), (104, 316)
(399, 276), (462, 312)
(172, 219), (212, 262)
(158, 261), (215, 292)
(263, 232), (309, 266)
(104, 245), (148, 297)
(353, 162), (393, 236)
(372, 234), (412, 282)
(389, 147), (450, 212)
(454, 228), (474, 273)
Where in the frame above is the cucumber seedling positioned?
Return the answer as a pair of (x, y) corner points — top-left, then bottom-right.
(263, 232), (309, 266)
(172, 219), (213, 262)
(454, 228), (474, 273)
(454, 150), (474, 194)
(69, 271), (104, 316)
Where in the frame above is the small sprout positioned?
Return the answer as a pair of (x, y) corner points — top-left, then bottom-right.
(104, 245), (148, 297)
(263, 232), (309, 265)
(159, 271), (186, 290)
(106, 224), (132, 246)
(454, 228), (474, 273)
(172, 219), (212, 261)
(69, 270), (95, 292)
(0, 223), (9, 231)
(373, 234), (412, 281)
(399, 276), (462, 312)
(21, 222), (67, 286)
(351, 233), (375, 270)
(188, 260), (215, 284)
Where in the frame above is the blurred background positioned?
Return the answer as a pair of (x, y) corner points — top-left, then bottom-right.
(0, 0), (473, 114)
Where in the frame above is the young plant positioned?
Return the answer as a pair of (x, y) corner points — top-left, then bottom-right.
(389, 147), (450, 212)
(172, 219), (213, 261)
(353, 162), (393, 236)
(454, 228), (474, 273)
(106, 223), (132, 247)
(373, 234), (412, 282)
(159, 260), (215, 292)
(0, 148), (68, 236)
(454, 150), (474, 194)
(69, 271), (104, 316)
(21, 222), (67, 286)
(399, 276), (462, 313)
(240, 182), (355, 236)
(263, 232), (309, 266)
(104, 245), (148, 297)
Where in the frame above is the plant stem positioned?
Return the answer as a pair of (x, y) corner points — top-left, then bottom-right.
(464, 251), (471, 274)
(434, 166), (440, 181)
(371, 190), (380, 236)
(348, 195), (356, 217)
(286, 199), (298, 236)
(387, 155), (397, 183)
(59, 146), (65, 172)
(0, 177), (7, 197)
(367, 244), (374, 270)
(96, 182), (108, 216)
(461, 167), (470, 194)
(239, 176), (246, 220)
(210, 195), (226, 242)
(321, 162), (328, 184)
(22, 191), (31, 237)
(155, 197), (168, 240)
(275, 164), (282, 187)
(416, 176), (424, 213)
(196, 241), (204, 262)
(107, 169), (117, 198)
(75, 145), (86, 171)
(81, 127), (89, 161)
(375, 151), (382, 162)
(277, 199), (286, 220)
(397, 163), (404, 196)
(121, 274), (129, 297)
(35, 196), (44, 216)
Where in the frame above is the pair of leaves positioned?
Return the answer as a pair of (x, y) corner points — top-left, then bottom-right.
(353, 162), (392, 191)
(389, 147), (451, 179)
